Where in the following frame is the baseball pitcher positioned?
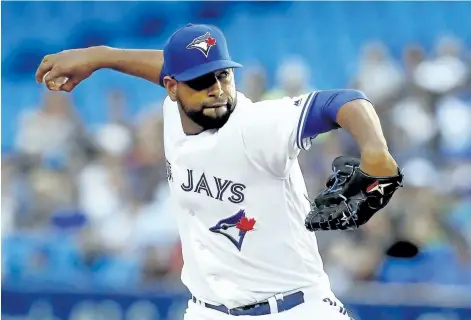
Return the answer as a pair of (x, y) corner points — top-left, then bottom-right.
(36, 23), (403, 320)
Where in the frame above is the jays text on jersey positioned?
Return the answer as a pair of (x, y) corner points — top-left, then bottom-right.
(163, 91), (337, 309)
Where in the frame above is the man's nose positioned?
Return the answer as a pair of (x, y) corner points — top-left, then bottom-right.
(208, 79), (223, 98)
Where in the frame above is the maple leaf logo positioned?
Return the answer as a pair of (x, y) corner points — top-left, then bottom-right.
(205, 36), (216, 46)
(236, 217), (256, 232)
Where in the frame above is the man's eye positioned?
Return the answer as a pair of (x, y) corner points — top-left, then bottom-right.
(218, 71), (229, 80)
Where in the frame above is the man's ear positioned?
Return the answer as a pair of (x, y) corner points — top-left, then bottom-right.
(163, 76), (178, 102)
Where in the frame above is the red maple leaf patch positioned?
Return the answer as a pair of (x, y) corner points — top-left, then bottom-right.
(236, 217), (256, 232)
(205, 37), (216, 46)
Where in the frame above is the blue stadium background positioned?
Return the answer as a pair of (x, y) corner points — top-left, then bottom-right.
(2, 2), (471, 320)
(3, 1), (470, 145)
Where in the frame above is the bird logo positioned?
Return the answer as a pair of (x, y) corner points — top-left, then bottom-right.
(209, 209), (256, 251)
(187, 32), (217, 58)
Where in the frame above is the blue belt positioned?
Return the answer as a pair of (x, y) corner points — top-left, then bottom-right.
(192, 291), (305, 316)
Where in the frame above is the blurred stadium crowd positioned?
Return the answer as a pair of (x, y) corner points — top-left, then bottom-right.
(2, 1), (471, 299)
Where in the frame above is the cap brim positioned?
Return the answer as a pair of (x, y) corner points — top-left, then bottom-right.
(173, 60), (243, 81)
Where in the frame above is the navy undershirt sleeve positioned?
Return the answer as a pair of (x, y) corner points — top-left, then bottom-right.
(295, 89), (370, 149)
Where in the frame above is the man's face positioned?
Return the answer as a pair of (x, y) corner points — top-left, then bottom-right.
(174, 69), (237, 130)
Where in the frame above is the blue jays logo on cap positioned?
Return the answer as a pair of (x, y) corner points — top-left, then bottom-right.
(209, 209), (256, 251)
(162, 23), (243, 81)
(187, 32), (217, 58)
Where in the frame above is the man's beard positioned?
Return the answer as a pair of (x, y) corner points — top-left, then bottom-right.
(179, 95), (237, 130)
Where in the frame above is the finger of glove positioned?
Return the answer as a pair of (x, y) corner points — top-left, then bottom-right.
(332, 156), (361, 175)
(325, 174), (337, 188)
(323, 200), (360, 230)
(307, 212), (351, 231)
(325, 173), (350, 189)
(307, 205), (346, 231)
(308, 195), (368, 231)
(307, 216), (333, 231)
(306, 210), (331, 231)
(314, 191), (345, 207)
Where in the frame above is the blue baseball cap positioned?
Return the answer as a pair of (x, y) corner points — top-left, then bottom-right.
(163, 23), (242, 81)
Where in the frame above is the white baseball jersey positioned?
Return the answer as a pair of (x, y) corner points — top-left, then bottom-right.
(163, 91), (332, 310)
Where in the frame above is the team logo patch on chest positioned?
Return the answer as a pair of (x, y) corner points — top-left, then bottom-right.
(209, 209), (256, 251)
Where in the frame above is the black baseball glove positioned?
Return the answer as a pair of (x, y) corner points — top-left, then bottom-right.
(305, 156), (404, 231)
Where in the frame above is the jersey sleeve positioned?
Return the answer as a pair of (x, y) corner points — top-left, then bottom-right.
(240, 92), (318, 177)
(241, 90), (369, 177)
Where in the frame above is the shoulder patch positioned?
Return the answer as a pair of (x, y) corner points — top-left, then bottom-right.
(293, 98), (302, 107)
(292, 93), (312, 107)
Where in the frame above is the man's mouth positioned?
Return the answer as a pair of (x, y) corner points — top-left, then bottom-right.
(204, 102), (228, 109)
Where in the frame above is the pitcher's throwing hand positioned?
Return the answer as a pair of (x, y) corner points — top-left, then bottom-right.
(35, 47), (106, 91)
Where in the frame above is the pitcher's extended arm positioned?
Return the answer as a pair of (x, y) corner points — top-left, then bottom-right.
(35, 46), (165, 92)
